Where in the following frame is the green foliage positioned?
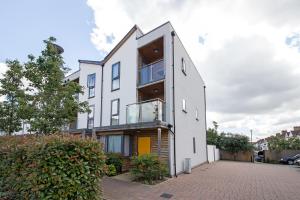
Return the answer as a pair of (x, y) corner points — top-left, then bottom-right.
(0, 134), (106, 200)
(0, 60), (25, 135)
(130, 154), (167, 185)
(268, 136), (300, 150)
(218, 133), (253, 153)
(23, 37), (88, 134)
(105, 153), (123, 173)
(207, 128), (219, 146)
(106, 164), (117, 177)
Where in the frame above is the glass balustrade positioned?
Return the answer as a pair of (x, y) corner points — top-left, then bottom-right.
(126, 99), (164, 124)
(139, 59), (164, 86)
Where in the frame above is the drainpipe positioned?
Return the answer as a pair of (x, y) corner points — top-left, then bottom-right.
(171, 30), (177, 177)
(100, 64), (104, 127)
(204, 85), (208, 162)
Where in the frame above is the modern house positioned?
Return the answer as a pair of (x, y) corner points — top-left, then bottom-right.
(65, 22), (207, 176)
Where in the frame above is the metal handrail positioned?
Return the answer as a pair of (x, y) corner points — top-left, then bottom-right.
(139, 59), (164, 70)
(126, 98), (165, 124)
(126, 98), (164, 106)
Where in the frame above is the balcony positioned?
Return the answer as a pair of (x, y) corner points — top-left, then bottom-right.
(139, 59), (164, 86)
(126, 99), (165, 124)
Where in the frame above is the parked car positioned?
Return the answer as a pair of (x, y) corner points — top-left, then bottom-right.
(295, 158), (300, 166)
(279, 154), (300, 165)
(255, 155), (263, 162)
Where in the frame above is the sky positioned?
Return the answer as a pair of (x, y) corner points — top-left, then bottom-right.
(1, 0), (300, 141)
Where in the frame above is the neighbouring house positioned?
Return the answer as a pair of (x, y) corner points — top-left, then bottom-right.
(64, 22), (207, 176)
(276, 127), (300, 140)
(255, 138), (269, 151)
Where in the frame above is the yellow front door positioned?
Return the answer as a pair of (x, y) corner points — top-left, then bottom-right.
(138, 137), (151, 155)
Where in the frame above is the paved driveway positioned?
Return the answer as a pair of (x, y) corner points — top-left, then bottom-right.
(103, 161), (300, 200)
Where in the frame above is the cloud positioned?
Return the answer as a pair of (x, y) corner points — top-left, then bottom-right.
(86, 0), (300, 140)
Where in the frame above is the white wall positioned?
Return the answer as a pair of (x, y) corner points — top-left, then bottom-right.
(215, 148), (220, 161)
(77, 63), (102, 129)
(101, 31), (138, 126)
(171, 27), (207, 174)
(207, 145), (215, 163)
(207, 145), (220, 162)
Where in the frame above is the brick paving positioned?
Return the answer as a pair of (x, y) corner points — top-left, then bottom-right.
(103, 161), (300, 200)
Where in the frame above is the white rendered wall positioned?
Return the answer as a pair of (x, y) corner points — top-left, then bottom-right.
(101, 31), (138, 126)
(172, 29), (207, 174)
(77, 63), (102, 129)
(207, 145), (215, 163)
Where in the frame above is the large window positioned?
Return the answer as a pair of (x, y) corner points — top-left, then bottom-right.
(111, 99), (120, 125)
(87, 105), (95, 129)
(107, 135), (122, 153)
(87, 73), (96, 98)
(112, 62), (120, 91)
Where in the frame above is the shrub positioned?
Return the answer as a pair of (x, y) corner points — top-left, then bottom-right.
(105, 153), (123, 174)
(106, 164), (117, 177)
(0, 134), (106, 200)
(130, 154), (167, 184)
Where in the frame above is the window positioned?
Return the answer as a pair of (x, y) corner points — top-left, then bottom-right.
(196, 108), (199, 121)
(182, 99), (187, 113)
(193, 137), (196, 153)
(111, 99), (120, 125)
(107, 135), (122, 153)
(181, 58), (186, 75)
(112, 62), (120, 91)
(87, 105), (95, 129)
(87, 73), (96, 98)
(97, 135), (106, 151)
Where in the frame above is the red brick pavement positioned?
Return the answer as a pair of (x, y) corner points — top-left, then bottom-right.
(103, 161), (300, 200)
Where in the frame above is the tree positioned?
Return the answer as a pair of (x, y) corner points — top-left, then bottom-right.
(218, 133), (252, 155)
(207, 121), (220, 147)
(0, 60), (25, 135)
(268, 135), (300, 150)
(24, 37), (88, 134)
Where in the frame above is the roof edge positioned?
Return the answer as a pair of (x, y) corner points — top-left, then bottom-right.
(78, 59), (104, 65)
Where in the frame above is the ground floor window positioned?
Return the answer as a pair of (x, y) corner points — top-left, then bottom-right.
(97, 135), (130, 156)
(107, 135), (122, 153)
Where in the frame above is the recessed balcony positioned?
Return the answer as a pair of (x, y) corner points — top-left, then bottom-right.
(138, 59), (164, 86)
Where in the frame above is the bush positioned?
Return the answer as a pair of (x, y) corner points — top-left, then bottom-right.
(106, 164), (117, 177)
(0, 134), (106, 200)
(105, 153), (123, 174)
(130, 154), (167, 184)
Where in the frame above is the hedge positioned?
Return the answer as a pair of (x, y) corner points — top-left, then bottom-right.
(0, 134), (106, 200)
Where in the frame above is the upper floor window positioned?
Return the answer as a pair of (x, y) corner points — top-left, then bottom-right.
(182, 99), (187, 113)
(87, 73), (96, 98)
(87, 105), (95, 129)
(112, 62), (120, 91)
(193, 137), (196, 153)
(181, 58), (186, 75)
(111, 99), (120, 125)
(196, 108), (199, 121)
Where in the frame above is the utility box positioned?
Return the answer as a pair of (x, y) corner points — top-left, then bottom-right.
(184, 158), (191, 174)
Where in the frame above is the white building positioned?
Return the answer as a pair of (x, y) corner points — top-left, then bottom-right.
(65, 22), (207, 176)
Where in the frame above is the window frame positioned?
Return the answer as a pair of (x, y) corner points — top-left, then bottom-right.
(193, 137), (196, 154)
(182, 99), (187, 113)
(110, 98), (120, 125)
(181, 58), (187, 75)
(107, 135), (123, 154)
(111, 62), (120, 91)
(87, 73), (96, 98)
(87, 105), (95, 129)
